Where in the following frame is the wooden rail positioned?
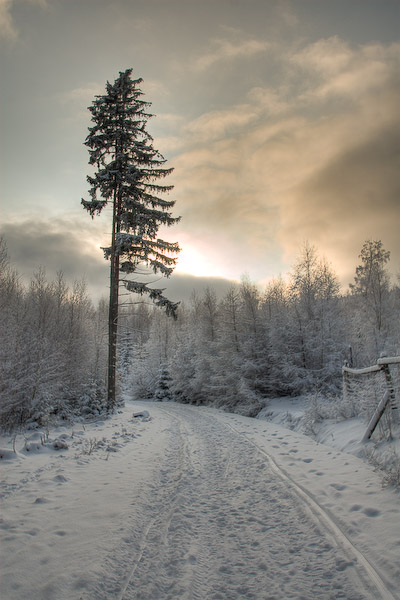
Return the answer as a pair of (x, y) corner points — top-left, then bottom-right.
(342, 356), (400, 374)
(342, 356), (400, 441)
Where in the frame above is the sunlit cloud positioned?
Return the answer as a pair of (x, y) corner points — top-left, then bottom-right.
(184, 105), (259, 143)
(175, 234), (223, 278)
(59, 84), (104, 105)
(0, 0), (17, 41)
(291, 36), (353, 76)
(169, 37), (400, 285)
(292, 38), (400, 103)
(0, 218), (237, 303)
(194, 37), (271, 71)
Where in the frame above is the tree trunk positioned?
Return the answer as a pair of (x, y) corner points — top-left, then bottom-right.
(107, 187), (120, 410)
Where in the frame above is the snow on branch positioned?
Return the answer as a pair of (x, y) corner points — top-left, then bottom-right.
(123, 279), (179, 318)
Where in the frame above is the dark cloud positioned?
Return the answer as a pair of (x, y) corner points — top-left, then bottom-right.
(1, 220), (109, 301)
(162, 272), (238, 303)
(1, 220), (237, 304)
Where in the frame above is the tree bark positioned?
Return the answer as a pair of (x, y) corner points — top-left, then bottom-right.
(107, 186), (120, 410)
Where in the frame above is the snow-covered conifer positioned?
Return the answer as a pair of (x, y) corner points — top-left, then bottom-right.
(81, 69), (180, 408)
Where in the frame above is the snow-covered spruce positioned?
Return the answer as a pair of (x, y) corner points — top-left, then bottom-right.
(81, 69), (180, 409)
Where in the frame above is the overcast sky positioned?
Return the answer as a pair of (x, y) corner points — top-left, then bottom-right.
(1, 0), (399, 301)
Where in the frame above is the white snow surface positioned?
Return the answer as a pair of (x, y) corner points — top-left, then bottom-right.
(1, 401), (399, 600)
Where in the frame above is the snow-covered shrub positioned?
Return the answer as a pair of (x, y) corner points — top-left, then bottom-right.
(52, 438), (69, 450)
(0, 245), (108, 431)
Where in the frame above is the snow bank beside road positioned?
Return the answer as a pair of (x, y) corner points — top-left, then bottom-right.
(257, 397), (367, 454)
(218, 406), (400, 597)
(257, 397), (400, 483)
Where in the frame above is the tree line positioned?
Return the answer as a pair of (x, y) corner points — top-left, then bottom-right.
(1, 238), (398, 429)
(1, 66), (398, 430)
(125, 240), (399, 416)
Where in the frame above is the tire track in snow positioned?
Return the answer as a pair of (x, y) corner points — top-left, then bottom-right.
(155, 407), (216, 600)
(116, 514), (159, 600)
(116, 413), (197, 600)
(218, 416), (397, 600)
(94, 403), (393, 600)
(146, 404), (373, 600)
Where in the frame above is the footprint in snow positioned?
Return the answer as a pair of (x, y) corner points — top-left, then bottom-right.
(34, 497), (50, 504)
(53, 474), (68, 483)
(330, 483), (346, 491)
(363, 507), (380, 517)
(336, 559), (354, 571)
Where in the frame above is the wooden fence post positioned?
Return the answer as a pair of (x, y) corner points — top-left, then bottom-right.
(362, 391), (391, 442)
(377, 358), (399, 414)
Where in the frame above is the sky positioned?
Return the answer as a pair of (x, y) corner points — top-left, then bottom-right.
(1, 0), (399, 302)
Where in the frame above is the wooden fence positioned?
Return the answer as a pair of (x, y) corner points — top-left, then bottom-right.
(342, 356), (400, 442)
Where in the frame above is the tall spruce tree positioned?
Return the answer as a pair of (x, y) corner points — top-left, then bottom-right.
(81, 69), (180, 409)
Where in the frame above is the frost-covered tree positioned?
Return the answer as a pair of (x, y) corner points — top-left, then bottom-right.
(0, 245), (108, 430)
(288, 243), (342, 391)
(350, 240), (391, 333)
(262, 278), (295, 395)
(81, 69), (180, 409)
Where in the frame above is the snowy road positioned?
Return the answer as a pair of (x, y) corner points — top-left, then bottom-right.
(1, 402), (399, 600)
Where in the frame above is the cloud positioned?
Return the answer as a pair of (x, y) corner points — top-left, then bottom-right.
(0, 0), (47, 42)
(0, 219), (237, 305)
(4, 28), (398, 294)
(0, 0), (17, 41)
(184, 105), (258, 144)
(141, 79), (171, 100)
(291, 36), (353, 77)
(59, 83), (104, 105)
(194, 37), (271, 71)
(1, 219), (110, 301)
(291, 38), (400, 103)
(162, 272), (238, 304)
(282, 125), (400, 284)
(169, 37), (400, 286)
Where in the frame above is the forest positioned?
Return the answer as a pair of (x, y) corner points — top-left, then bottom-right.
(1, 236), (398, 432)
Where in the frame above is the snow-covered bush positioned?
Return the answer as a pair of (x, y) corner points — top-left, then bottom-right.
(0, 242), (108, 431)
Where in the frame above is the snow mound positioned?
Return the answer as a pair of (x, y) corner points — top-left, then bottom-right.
(132, 410), (150, 419)
(0, 448), (20, 460)
(20, 434), (69, 455)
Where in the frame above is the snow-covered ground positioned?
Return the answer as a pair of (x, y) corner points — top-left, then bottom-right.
(257, 397), (372, 454)
(257, 397), (400, 479)
(1, 401), (399, 600)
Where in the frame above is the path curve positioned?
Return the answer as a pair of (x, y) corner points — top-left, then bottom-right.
(93, 403), (395, 600)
